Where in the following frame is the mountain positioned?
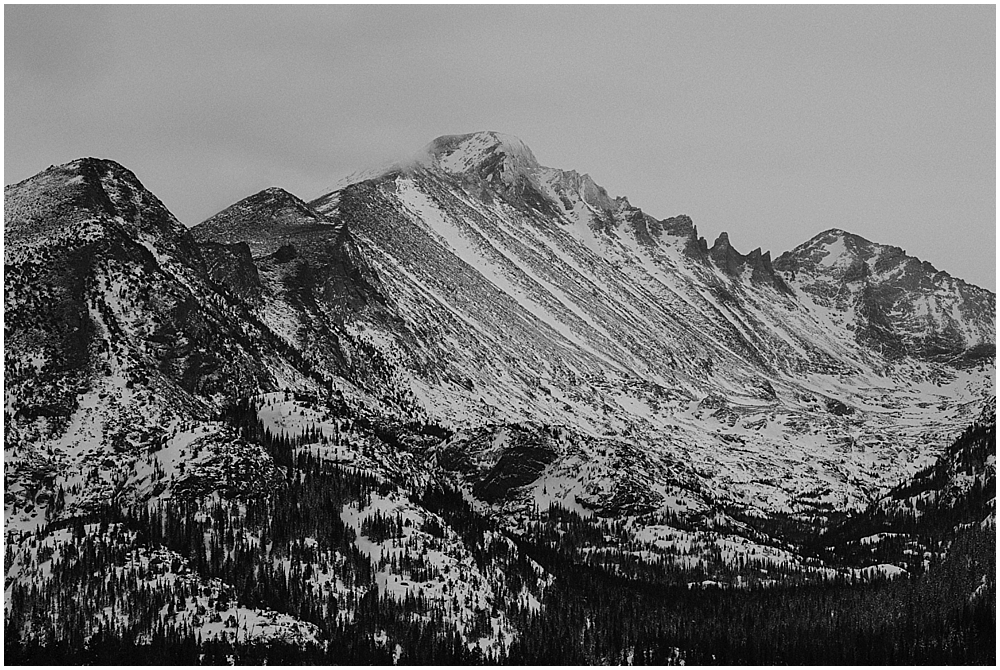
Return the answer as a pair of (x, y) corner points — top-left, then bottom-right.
(301, 131), (992, 517)
(5, 158), (549, 660)
(4, 158), (303, 526)
(193, 186), (388, 383)
(774, 228), (995, 364)
(5, 135), (995, 663)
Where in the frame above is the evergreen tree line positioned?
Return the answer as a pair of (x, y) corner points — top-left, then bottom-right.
(6, 405), (995, 664)
(6, 449), (493, 664)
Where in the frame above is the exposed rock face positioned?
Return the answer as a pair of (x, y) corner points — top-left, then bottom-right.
(434, 425), (560, 504)
(707, 232), (791, 293)
(194, 187), (382, 317)
(200, 241), (262, 304)
(192, 186), (334, 257)
(192, 185), (400, 398)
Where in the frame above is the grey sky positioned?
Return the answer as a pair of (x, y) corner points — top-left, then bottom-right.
(6, 5), (995, 290)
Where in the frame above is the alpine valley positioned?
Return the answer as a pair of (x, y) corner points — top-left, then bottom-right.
(5, 132), (995, 664)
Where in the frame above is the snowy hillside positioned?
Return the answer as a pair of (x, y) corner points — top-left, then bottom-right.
(5, 137), (994, 663)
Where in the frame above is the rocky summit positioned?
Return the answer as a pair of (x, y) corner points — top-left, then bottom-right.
(5, 133), (995, 664)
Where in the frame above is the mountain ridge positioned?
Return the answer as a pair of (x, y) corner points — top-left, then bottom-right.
(315, 132), (993, 296)
(4, 134), (995, 662)
(286, 131), (992, 516)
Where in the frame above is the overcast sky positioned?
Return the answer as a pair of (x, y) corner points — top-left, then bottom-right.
(6, 5), (995, 289)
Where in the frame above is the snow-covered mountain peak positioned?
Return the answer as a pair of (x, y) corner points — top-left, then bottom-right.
(413, 132), (623, 214)
(310, 131), (629, 239)
(776, 227), (965, 286)
(315, 132), (545, 200)
(417, 131), (540, 182)
(775, 228), (995, 362)
(779, 228), (876, 270)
